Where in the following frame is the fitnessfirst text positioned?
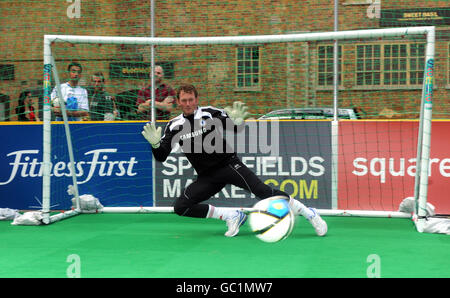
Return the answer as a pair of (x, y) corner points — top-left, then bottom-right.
(0, 149), (138, 185)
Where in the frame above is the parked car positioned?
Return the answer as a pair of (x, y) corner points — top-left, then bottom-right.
(258, 107), (360, 120)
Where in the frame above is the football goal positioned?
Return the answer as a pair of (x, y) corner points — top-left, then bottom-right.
(37, 26), (440, 233)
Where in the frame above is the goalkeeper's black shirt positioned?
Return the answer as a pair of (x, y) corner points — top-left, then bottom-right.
(151, 106), (238, 175)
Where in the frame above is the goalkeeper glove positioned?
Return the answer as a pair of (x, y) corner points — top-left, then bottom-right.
(142, 122), (162, 149)
(224, 101), (249, 126)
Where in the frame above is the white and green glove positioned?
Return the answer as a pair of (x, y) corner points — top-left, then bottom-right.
(142, 122), (162, 149)
(224, 101), (249, 126)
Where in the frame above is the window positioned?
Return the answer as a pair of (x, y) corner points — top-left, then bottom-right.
(236, 46), (260, 89)
(318, 45), (342, 86)
(409, 43), (425, 85)
(384, 44), (407, 85)
(0, 64), (15, 80)
(356, 43), (425, 87)
(356, 44), (381, 85)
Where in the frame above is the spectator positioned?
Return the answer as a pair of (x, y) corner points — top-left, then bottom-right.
(16, 91), (40, 121)
(87, 72), (117, 121)
(136, 65), (176, 120)
(51, 62), (89, 121)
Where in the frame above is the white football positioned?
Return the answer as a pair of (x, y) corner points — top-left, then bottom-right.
(249, 196), (295, 243)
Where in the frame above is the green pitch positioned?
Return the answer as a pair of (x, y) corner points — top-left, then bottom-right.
(0, 214), (448, 278)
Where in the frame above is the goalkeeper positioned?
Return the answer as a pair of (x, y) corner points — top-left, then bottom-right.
(142, 84), (327, 237)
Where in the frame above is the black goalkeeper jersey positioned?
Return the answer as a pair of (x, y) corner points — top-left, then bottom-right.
(151, 106), (238, 175)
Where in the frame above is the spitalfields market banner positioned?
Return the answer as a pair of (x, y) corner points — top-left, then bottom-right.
(154, 120), (333, 209)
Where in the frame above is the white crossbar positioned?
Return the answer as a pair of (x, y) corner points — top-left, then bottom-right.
(44, 26), (433, 46)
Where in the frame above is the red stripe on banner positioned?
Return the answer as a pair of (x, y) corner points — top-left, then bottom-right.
(338, 121), (450, 214)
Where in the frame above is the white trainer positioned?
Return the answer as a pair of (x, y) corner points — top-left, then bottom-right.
(308, 208), (328, 236)
(225, 211), (247, 237)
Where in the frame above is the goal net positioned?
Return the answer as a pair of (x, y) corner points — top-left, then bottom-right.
(39, 27), (443, 233)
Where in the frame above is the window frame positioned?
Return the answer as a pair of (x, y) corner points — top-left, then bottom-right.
(316, 44), (343, 88)
(235, 45), (261, 91)
(354, 42), (426, 88)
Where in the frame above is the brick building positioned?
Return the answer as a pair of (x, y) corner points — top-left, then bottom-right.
(0, 0), (448, 120)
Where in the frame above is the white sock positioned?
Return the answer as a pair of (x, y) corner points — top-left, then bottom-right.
(206, 205), (236, 221)
(289, 197), (315, 220)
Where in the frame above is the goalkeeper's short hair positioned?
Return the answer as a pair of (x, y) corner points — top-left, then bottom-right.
(177, 84), (198, 99)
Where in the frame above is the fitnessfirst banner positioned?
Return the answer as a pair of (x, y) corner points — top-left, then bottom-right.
(0, 123), (153, 210)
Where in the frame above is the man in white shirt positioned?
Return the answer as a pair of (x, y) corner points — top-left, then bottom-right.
(51, 62), (89, 121)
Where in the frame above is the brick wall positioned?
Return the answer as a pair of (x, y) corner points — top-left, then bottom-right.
(0, 0), (448, 120)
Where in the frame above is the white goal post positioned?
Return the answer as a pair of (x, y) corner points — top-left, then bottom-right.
(41, 26), (436, 229)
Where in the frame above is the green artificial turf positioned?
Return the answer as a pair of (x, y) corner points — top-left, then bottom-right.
(0, 214), (448, 278)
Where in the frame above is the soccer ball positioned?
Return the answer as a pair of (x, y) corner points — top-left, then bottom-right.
(249, 196), (295, 243)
